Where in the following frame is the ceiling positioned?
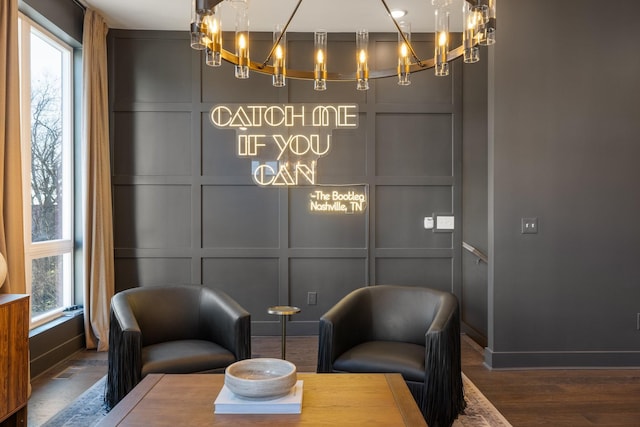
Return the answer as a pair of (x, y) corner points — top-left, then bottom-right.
(80, 0), (465, 33)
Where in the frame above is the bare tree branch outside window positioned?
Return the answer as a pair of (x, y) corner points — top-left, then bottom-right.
(30, 74), (64, 314)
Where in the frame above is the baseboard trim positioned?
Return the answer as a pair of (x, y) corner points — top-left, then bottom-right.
(484, 347), (640, 369)
(461, 322), (487, 348)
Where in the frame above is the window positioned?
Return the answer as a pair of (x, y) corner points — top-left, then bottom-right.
(18, 14), (75, 327)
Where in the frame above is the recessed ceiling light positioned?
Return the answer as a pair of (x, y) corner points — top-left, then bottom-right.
(391, 9), (407, 19)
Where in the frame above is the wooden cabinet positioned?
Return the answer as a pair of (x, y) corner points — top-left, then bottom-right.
(0, 295), (29, 426)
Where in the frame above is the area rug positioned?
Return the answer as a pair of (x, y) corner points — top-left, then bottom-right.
(454, 373), (512, 427)
(42, 373), (511, 427)
(40, 376), (109, 427)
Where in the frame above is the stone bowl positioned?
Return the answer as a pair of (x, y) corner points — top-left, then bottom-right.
(224, 358), (297, 399)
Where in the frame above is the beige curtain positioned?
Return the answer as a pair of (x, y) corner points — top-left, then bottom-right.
(0, 0), (27, 295)
(83, 9), (114, 351)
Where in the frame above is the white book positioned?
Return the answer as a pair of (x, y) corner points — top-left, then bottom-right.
(214, 380), (303, 414)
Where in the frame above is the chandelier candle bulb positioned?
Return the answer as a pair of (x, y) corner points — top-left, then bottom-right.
(434, 7), (450, 76)
(462, 1), (479, 63)
(234, 2), (250, 79)
(314, 31), (327, 91)
(190, 0), (214, 50)
(475, 0), (496, 46)
(272, 25), (286, 87)
(397, 22), (411, 86)
(355, 30), (369, 91)
(205, 8), (222, 67)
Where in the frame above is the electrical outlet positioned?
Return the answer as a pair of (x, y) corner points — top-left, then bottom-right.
(307, 292), (317, 305)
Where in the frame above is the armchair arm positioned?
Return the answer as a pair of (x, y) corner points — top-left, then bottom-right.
(317, 287), (371, 372)
(199, 288), (251, 360)
(105, 295), (143, 409)
(422, 293), (465, 427)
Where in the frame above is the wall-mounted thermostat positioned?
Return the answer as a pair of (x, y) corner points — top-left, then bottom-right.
(433, 214), (455, 232)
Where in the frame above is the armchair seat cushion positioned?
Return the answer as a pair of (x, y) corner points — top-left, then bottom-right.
(141, 339), (236, 376)
(333, 341), (425, 383)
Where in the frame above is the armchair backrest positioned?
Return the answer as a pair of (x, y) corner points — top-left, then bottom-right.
(118, 285), (203, 346)
(366, 285), (450, 346)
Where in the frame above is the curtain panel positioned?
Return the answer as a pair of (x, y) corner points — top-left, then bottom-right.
(0, 0), (27, 294)
(83, 9), (114, 351)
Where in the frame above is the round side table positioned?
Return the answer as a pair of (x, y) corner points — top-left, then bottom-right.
(268, 305), (301, 359)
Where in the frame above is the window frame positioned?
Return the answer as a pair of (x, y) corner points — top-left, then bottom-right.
(18, 12), (76, 328)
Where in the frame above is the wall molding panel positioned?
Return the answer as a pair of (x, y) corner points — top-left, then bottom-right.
(108, 30), (464, 336)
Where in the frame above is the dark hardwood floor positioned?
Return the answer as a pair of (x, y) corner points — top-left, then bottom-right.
(461, 338), (640, 426)
(28, 335), (640, 426)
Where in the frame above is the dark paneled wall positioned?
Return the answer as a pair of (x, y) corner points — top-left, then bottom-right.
(462, 49), (489, 346)
(108, 30), (472, 335)
(487, 0), (640, 367)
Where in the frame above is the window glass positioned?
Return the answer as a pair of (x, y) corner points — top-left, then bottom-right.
(19, 14), (75, 326)
(31, 254), (72, 317)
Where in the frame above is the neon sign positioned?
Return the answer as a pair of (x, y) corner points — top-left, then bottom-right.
(210, 104), (358, 187)
(309, 189), (367, 214)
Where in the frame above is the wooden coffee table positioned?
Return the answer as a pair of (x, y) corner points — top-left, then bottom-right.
(98, 372), (427, 426)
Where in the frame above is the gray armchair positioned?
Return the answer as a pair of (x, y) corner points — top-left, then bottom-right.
(105, 284), (251, 408)
(317, 285), (465, 427)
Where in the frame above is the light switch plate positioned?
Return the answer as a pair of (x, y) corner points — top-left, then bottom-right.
(521, 217), (538, 234)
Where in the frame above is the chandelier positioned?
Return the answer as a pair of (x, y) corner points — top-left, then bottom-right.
(190, 0), (496, 90)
